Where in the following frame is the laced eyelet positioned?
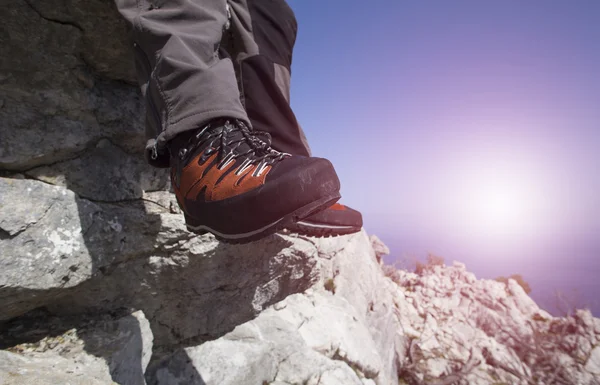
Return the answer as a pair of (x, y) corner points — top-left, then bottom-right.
(178, 148), (188, 159)
(199, 147), (216, 163)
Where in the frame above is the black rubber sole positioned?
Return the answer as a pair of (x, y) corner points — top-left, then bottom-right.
(184, 192), (341, 244)
(284, 221), (362, 238)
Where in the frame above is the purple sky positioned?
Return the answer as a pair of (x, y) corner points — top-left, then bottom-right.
(288, 0), (600, 314)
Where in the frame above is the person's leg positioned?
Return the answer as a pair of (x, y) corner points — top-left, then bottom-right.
(115, 0), (248, 166)
(115, 0), (342, 242)
(224, 0), (363, 236)
(222, 0), (311, 157)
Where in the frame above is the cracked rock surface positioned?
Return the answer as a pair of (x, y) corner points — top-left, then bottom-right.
(0, 310), (152, 385)
(1, 178), (99, 319)
(151, 232), (396, 385)
(1, 0), (144, 171)
(26, 139), (170, 202)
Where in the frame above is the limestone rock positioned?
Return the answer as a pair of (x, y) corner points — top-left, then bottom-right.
(2, 183), (600, 385)
(94, 310), (154, 385)
(0, 178), (97, 320)
(148, 232), (400, 385)
(154, 311), (352, 385)
(586, 346), (600, 375)
(389, 261), (600, 385)
(369, 234), (390, 262)
(0, 0), (142, 171)
(153, 293), (377, 385)
(0, 350), (112, 385)
(45, 229), (319, 347)
(0, 310), (152, 385)
(0, 177), (184, 320)
(27, 139), (170, 201)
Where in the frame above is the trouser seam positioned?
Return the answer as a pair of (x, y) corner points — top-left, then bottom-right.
(152, 70), (172, 131)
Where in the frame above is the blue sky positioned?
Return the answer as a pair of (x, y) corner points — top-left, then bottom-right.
(287, 0), (600, 314)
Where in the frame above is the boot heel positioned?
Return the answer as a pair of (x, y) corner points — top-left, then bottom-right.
(184, 214), (207, 235)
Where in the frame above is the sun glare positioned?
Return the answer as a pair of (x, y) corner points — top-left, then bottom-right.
(408, 138), (560, 251)
(425, 144), (553, 246)
(454, 161), (548, 244)
(468, 180), (534, 234)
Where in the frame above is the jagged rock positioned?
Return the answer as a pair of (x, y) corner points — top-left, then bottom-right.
(1, 172), (403, 385)
(386, 262), (600, 385)
(2, 212), (402, 384)
(587, 347), (600, 375)
(153, 304), (365, 385)
(5, 0), (134, 82)
(3, 183), (600, 385)
(44, 226), (319, 347)
(0, 310), (152, 385)
(26, 139), (170, 201)
(0, 177), (185, 320)
(0, 177), (98, 320)
(152, 232), (398, 385)
(318, 234), (400, 383)
(369, 234), (390, 262)
(507, 277), (540, 317)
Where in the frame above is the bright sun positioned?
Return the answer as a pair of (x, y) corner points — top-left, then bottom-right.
(468, 180), (533, 234)
(463, 164), (541, 240)
(414, 144), (555, 248)
(446, 159), (547, 242)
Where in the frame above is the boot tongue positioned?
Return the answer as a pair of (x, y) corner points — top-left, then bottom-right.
(167, 119), (232, 156)
(168, 119), (271, 165)
(221, 121), (270, 157)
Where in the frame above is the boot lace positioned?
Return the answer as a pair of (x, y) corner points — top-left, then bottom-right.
(179, 120), (289, 174)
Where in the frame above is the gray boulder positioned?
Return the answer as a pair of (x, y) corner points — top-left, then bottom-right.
(0, 310), (152, 385)
(151, 231), (400, 385)
(153, 299), (367, 385)
(0, 177), (184, 321)
(26, 139), (170, 202)
(0, 0), (142, 171)
(48, 230), (322, 349)
(0, 350), (113, 385)
(0, 178), (98, 320)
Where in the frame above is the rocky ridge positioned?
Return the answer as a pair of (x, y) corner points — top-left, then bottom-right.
(2, 207), (600, 384)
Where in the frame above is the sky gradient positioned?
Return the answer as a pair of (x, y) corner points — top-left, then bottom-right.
(287, 0), (600, 315)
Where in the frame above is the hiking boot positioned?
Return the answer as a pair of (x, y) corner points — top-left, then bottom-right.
(169, 119), (341, 243)
(285, 202), (362, 237)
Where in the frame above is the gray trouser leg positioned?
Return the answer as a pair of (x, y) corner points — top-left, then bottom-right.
(224, 0), (312, 156)
(114, 0), (249, 162)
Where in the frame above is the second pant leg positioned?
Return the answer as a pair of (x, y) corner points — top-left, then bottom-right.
(224, 0), (311, 157)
